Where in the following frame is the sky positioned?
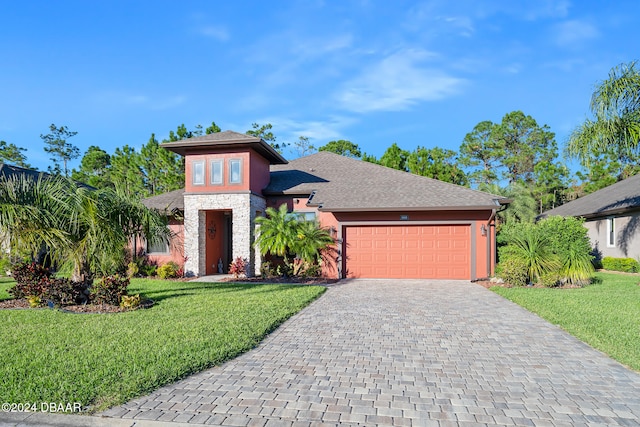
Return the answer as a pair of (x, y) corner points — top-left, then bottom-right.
(1, 0), (638, 174)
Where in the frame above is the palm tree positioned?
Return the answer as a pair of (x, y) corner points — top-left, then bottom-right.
(0, 174), (171, 282)
(255, 204), (298, 263)
(255, 204), (334, 274)
(480, 182), (537, 225)
(567, 61), (640, 161)
(508, 225), (561, 284)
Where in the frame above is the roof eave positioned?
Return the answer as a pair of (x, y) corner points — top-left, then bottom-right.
(161, 140), (288, 164)
(319, 205), (501, 213)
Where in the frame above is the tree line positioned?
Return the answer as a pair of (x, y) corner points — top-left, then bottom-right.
(1, 61), (638, 218)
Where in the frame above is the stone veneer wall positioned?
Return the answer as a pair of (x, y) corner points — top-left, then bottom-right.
(183, 193), (266, 277)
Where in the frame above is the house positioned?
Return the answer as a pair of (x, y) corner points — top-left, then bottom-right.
(143, 130), (509, 280)
(540, 173), (640, 260)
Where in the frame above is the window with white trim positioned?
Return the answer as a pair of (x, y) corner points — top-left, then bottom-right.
(192, 160), (205, 185)
(210, 159), (223, 185)
(229, 159), (242, 184)
(607, 217), (616, 247)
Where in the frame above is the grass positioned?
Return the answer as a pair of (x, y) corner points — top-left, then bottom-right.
(0, 278), (325, 412)
(492, 272), (640, 371)
(0, 276), (14, 299)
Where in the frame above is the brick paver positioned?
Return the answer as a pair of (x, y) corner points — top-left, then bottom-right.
(100, 280), (640, 426)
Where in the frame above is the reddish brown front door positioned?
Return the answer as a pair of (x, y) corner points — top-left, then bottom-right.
(344, 225), (471, 279)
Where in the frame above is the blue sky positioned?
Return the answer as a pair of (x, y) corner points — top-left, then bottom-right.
(1, 1), (637, 174)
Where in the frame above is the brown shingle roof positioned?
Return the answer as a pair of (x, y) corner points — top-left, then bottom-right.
(141, 189), (185, 213)
(160, 130), (287, 164)
(265, 152), (506, 211)
(541, 173), (640, 219)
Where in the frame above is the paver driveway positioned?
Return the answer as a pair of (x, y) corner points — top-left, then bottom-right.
(101, 280), (640, 426)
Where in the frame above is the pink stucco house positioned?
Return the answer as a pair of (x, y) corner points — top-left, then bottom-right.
(143, 130), (508, 280)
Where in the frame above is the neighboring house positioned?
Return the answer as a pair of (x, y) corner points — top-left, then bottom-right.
(143, 130), (509, 280)
(540, 173), (640, 260)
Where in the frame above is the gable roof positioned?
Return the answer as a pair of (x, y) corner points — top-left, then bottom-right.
(265, 152), (507, 211)
(141, 188), (185, 214)
(161, 130), (288, 164)
(541, 173), (640, 219)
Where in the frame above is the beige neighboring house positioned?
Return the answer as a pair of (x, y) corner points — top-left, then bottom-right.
(541, 173), (640, 260)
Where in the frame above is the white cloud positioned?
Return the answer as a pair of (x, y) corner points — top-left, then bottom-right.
(336, 49), (465, 113)
(197, 25), (230, 42)
(258, 116), (357, 142)
(553, 20), (599, 47)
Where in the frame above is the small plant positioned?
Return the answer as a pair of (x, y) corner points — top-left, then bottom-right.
(229, 257), (248, 278)
(157, 261), (180, 279)
(91, 275), (130, 306)
(126, 262), (139, 278)
(27, 295), (42, 308)
(140, 264), (157, 277)
(120, 294), (141, 310)
(602, 257), (640, 273)
(260, 261), (274, 279)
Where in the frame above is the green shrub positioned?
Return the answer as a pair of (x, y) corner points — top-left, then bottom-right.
(91, 275), (129, 305)
(496, 256), (528, 287)
(602, 257), (640, 273)
(157, 262), (179, 279)
(537, 216), (594, 284)
(140, 264), (157, 277)
(538, 271), (561, 288)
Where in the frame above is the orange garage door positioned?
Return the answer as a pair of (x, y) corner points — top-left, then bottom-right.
(344, 225), (470, 279)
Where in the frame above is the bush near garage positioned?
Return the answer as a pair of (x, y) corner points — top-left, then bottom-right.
(497, 216), (594, 287)
(601, 257), (640, 273)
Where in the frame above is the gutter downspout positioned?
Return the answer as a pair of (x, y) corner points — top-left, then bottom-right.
(486, 208), (496, 277)
(488, 201), (510, 277)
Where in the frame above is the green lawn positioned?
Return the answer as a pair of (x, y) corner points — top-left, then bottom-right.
(0, 276), (14, 299)
(0, 278), (325, 412)
(492, 272), (640, 371)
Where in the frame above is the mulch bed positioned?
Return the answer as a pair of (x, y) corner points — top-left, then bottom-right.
(0, 298), (153, 313)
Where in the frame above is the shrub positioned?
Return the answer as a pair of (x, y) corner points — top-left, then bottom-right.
(91, 275), (129, 306)
(120, 294), (141, 310)
(40, 276), (89, 306)
(500, 224), (560, 283)
(538, 216), (594, 284)
(9, 261), (52, 299)
(27, 295), (42, 308)
(496, 256), (528, 287)
(229, 257), (248, 278)
(140, 264), (157, 277)
(157, 262), (179, 279)
(538, 271), (561, 288)
(602, 257), (640, 273)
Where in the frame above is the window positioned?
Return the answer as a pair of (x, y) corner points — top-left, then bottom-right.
(292, 211), (316, 222)
(210, 159), (223, 185)
(192, 161), (205, 185)
(607, 217), (616, 247)
(229, 159), (242, 184)
(146, 238), (169, 254)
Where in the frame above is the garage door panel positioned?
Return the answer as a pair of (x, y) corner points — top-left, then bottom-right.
(345, 225), (470, 279)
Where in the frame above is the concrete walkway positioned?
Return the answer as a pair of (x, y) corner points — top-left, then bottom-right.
(6, 280), (640, 426)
